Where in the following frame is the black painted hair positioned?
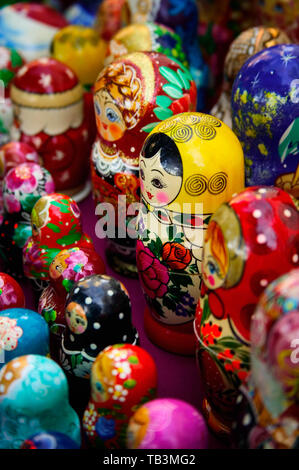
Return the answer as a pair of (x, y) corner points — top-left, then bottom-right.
(141, 132), (183, 177)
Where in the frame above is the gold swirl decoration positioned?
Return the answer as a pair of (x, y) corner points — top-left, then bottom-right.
(170, 124), (193, 143)
(185, 172), (228, 196)
(194, 123), (216, 140)
(157, 119), (178, 133)
(208, 172), (228, 194)
(179, 114), (202, 125)
(198, 115), (222, 127)
(184, 174), (208, 196)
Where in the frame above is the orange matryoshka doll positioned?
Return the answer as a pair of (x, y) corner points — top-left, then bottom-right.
(83, 344), (157, 448)
(136, 112), (244, 355)
(194, 186), (299, 438)
(91, 51), (196, 277)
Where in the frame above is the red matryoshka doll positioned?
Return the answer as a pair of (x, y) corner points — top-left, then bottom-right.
(83, 344), (157, 448)
(0, 141), (39, 225)
(194, 186), (299, 437)
(10, 58), (91, 201)
(136, 112), (244, 355)
(232, 268), (299, 449)
(0, 47), (25, 147)
(211, 26), (290, 128)
(92, 51), (196, 276)
(0, 163), (55, 277)
(0, 3), (68, 62)
(95, 0), (127, 41)
(0, 272), (25, 311)
(23, 193), (93, 288)
(254, 0), (299, 43)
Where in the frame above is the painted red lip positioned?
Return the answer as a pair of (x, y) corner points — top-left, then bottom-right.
(147, 191), (154, 200)
(102, 122), (108, 130)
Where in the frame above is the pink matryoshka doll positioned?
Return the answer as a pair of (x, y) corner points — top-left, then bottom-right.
(91, 51), (196, 276)
(194, 186), (299, 438)
(0, 142), (39, 225)
(0, 272), (25, 311)
(23, 193), (93, 289)
(10, 58), (91, 200)
(127, 398), (209, 449)
(232, 268), (299, 449)
(83, 344), (157, 448)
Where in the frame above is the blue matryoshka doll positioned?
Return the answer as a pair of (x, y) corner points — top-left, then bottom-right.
(232, 44), (299, 200)
(0, 308), (49, 370)
(0, 354), (81, 448)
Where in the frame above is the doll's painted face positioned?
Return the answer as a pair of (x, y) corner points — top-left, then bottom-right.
(139, 133), (183, 208)
(65, 301), (88, 334)
(49, 252), (68, 280)
(91, 355), (113, 402)
(94, 89), (126, 142)
(127, 405), (149, 448)
(202, 220), (228, 290)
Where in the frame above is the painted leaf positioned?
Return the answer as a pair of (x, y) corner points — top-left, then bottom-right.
(153, 106), (173, 121)
(162, 295), (177, 312)
(10, 49), (23, 68)
(141, 122), (159, 133)
(123, 379), (137, 389)
(128, 355), (139, 364)
(177, 68), (191, 90)
(171, 57), (193, 81)
(47, 223), (61, 233)
(156, 94), (172, 108)
(160, 66), (183, 89)
(162, 83), (183, 99)
(0, 68), (14, 87)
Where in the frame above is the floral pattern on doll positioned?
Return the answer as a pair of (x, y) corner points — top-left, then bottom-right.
(0, 317), (23, 351)
(49, 248), (94, 287)
(0, 277), (18, 308)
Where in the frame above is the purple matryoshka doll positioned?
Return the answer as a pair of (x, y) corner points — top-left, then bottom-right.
(91, 51), (196, 277)
(0, 162), (55, 277)
(211, 26), (290, 128)
(127, 398), (209, 449)
(194, 186), (299, 438)
(232, 44), (299, 199)
(232, 268), (299, 449)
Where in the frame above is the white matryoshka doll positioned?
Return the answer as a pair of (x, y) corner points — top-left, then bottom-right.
(136, 112), (244, 355)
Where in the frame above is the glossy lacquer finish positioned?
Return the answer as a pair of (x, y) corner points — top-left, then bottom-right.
(0, 273), (25, 310)
(194, 186), (299, 437)
(232, 44), (299, 199)
(0, 354), (81, 449)
(0, 308), (49, 369)
(91, 51), (196, 276)
(23, 193), (93, 282)
(83, 344), (157, 448)
(127, 398), (209, 449)
(136, 112), (244, 355)
(232, 268), (299, 449)
(10, 58), (90, 197)
(59, 275), (139, 380)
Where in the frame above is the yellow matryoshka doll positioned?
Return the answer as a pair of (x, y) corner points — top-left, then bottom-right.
(136, 112), (244, 355)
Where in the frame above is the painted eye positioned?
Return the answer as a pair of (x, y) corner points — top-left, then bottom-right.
(106, 107), (119, 123)
(32, 223), (37, 231)
(140, 168), (145, 180)
(151, 178), (164, 189)
(95, 101), (101, 115)
(207, 261), (216, 275)
(96, 382), (103, 392)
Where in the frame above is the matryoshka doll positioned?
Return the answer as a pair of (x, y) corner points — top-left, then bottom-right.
(137, 112), (244, 355)
(127, 398), (209, 449)
(211, 26), (290, 128)
(92, 51), (197, 276)
(0, 355), (81, 448)
(254, 0), (299, 43)
(83, 344), (157, 448)
(21, 431), (80, 449)
(0, 308), (49, 370)
(0, 47), (24, 147)
(194, 186), (299, 437)
(59, 275), (139, 382)
(0, 3), (68, 62)
(0, 142), (39, 225)
(232, 44), (299, 199)
(23, 193), (93, 288)
(0, 273), (25, 311)
(10, 58), (91, 200)
(0, 163), (55, 277)
(95, 0), (127, 41)
(104, 22), (188, 67)
(232, 269), (299, 449)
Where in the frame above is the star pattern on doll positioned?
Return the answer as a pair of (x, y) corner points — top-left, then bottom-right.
(251, 73), (260, 88)
(280, 50), (297, 66)
(39, 74), (52, 88)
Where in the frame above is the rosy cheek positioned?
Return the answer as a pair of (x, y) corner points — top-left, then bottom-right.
(140, 179), (144, 192)
(109, 123), (124, 140)
(208, 275), (215, 287)
(76, 324), (85, 334)
(156, 191), (169, 204)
